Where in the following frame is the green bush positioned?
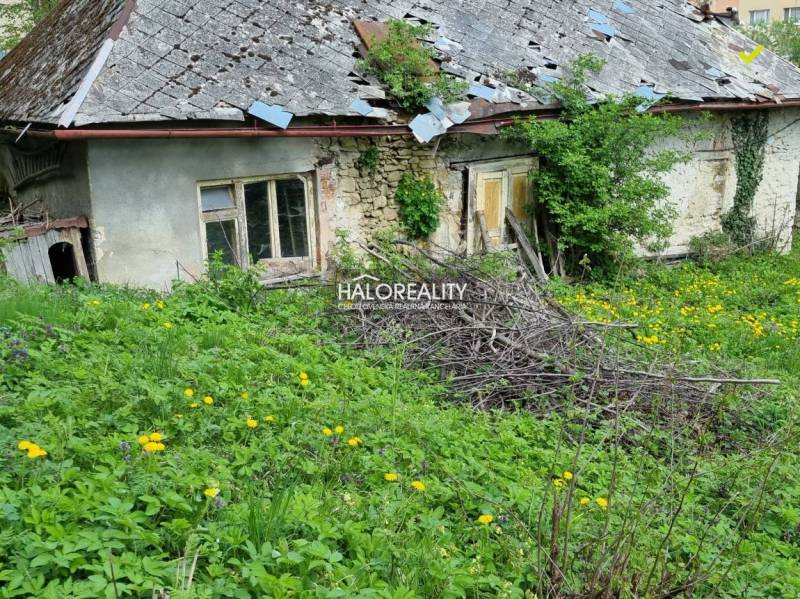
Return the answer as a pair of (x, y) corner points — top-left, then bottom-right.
(689, 230), (736, 265)
(504, 55), (688, 276)
(358, 20), (467, 111)
(394, 172), (444, 240)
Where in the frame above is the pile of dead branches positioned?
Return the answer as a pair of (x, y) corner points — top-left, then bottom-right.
(337, 242), (778, 430)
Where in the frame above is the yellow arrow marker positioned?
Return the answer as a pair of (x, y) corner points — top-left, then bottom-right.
(739, 44), (764, 64)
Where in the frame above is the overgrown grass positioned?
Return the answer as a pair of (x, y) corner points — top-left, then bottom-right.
(0, 251), (798, 597)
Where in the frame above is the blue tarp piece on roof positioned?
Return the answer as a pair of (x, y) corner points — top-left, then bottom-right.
(350, 99), (374, 116)
(588, 9), (609, 23)
(409, 113), (449, 143)
(634, 84), (666, 112)
(426, 97), (447, 120)
(613, 1), (634, 14)
(248, 101), (293, 129)
(467, 83), (495, 101)
(705, 67), (724, 78)
(591, 22), (616, 37)
(445, 101), (471, 124)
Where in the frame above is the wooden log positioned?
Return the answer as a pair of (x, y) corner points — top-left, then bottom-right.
(505, 209), (548, 282)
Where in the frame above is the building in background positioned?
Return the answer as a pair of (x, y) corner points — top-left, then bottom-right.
(719, 0), (800, 24)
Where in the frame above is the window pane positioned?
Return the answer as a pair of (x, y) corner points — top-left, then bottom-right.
(275, 179), (309, 258)
(244, 181), (272, 262)
(206, 220), (237, 265)
(751, 10), (769, 24)
(201, 186), (235, 212)
(785, 7), (800, 21)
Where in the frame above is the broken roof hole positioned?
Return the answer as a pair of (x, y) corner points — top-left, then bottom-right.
(545, 62), (557, 69)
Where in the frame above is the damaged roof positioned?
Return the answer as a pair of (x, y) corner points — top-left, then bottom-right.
(2, 0), (800, 127)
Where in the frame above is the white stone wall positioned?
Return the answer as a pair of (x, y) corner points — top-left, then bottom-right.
(659, 109), (799, 255)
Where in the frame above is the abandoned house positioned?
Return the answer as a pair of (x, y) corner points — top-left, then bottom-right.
(1, 0), (800, 288)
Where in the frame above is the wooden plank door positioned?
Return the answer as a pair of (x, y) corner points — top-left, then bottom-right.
(475, 171), (507, 248)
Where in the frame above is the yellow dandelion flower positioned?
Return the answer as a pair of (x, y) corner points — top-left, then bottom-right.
(17, 440), (33, 451)
(563, 470), (573, 481)
(299, 371), (309, 381)
(143, 441), (159, 452)
(553, 478), (565, 489)
(580, 497), (590, 505)
(411, 480), (426, 492)
(189, 402), (199, 409)
(596, 497), (609, 509)
(347, 436), (363, 447)
(240, 391), (249, 400)
(184, 388), (195, 398)
(299, 378), (309, 387)
(477, 514), (494, 525)
(162, 321), (173, 330)
(384, 472), (399, 482)
(334, 425), (344, 434)
(246, 418), (258, 429)
(204, 487), (220, 498)
(89, 299), (101, 306)
(142, 303), (151, 310)
(264, 415), (275, 422)
(27, 445), (47, 459)
(137, 435), (150, 445)
(322, 427), (333, 436)
(149, 432), (163, 442)
(155, 443), (165, 451)
(202, 395), (214, 405)
(156, 300), (166, 309)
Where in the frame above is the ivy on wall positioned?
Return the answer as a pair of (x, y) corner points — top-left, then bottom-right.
(722, 112), (768, 247)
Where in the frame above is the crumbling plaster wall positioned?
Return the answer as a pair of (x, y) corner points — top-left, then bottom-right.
(318, 134), (534, 257)
(658, 109), (799, 255)
(86, 137), (321, 289)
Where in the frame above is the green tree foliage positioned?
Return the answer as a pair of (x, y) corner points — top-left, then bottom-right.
(358, 19), (467, 111)
(742, 22), (800, 65)
(0, 0), (56, 50)
(394, 172), (444, 240)
(504, 55), (688, 275)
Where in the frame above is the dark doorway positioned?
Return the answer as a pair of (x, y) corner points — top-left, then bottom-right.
(48, 242), (78, 283)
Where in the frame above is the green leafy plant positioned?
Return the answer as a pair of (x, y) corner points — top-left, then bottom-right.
(358, 19), (467, 111)
(689, 229), (736, 265)
(722, 112), (768, 247)
(504, 54), (688, 276)
(0, 247), (799, 596)
(356, 146), (380, 173)
(0, 0), (57, 49)
(394, 173), (444, 239)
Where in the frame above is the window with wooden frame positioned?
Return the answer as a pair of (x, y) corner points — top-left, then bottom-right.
(466, 158), (538, 253)
(198, 175), (316, 273)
